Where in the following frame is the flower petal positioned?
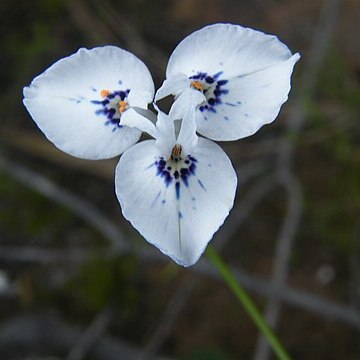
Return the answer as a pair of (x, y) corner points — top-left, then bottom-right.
(120, 108), (157, 138)
(115, 138), (237, 267)
(166, 23), (294, 79)
(169, 88), (205, 121)
(196, 53), (300, 140)
(23, 46), (155, 159)
(155, 73), (189, 102)
(176, 103), (198, 156)
(155, 110), (176, 157)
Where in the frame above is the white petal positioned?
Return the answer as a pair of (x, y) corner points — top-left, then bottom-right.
(196, 54), (300, 141)
(115, 138), (237, 267)
(121, 108), (157, 138)
(155, 110), (176, 157)
(155, 73), (189, 102)
(169, 88), (205, 121)
(176, 106), (198, 156)
(166, 23), (294, 79)
(127, 89), (153, 108)
(23, 46), (154, 159)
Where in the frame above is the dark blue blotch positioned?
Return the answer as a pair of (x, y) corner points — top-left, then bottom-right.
(91, 100), (102, 105)
(205, 76), (214, 84)
(213, 71), (223, 79)
(208, 98), (216, 106)
(156, 157), (173, 187)
(178, 211), (183, 219)
(175, 182), (180, 200)
(217, 79), (228, 86)
(95, 109), (105, 116)
(180, 168), (189, 187)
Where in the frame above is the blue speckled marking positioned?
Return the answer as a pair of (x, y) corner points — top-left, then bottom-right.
(155, 154), (198, 199)
(90, 86), (130, 131)
(175, 182), (180, 199)
(151, 191), (161, 208)
(225, 102), (237, 107)
(198, 179), (206, 191)
(190, 71), (231, 114)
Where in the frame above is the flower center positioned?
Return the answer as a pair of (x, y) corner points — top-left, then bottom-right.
(91, 88), (130, 131)
(189, 72), (228, 113)
(155, 153), (198, 194)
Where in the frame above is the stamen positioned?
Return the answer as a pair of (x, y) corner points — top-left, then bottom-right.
(118, 100), (127, 113)
(171, 144), (182, 161)
(190, 81), (204, 92)
(100, 89), (110, 98)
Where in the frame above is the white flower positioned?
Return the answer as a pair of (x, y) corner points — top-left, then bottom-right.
(116, 97), (237, 267)
(155, 23), (300, 141)
(23, 46), (154, 159)
(22, 23), (299, 266)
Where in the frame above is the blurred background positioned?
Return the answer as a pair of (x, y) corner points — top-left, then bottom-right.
(0, 0), (359, 359)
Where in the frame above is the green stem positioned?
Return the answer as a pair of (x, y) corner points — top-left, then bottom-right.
(205, 246), (291, 360)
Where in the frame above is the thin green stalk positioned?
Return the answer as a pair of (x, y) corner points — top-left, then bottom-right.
(205, 246), (291, 360)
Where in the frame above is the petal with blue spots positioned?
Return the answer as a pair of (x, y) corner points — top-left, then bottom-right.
(23, 46), (154, 159)
(115, 138), (237, 267)
(162, 23), (300, 141)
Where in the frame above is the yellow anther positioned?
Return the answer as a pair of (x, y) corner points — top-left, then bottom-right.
(100, 89), (110, 98)
(118, 100), (127, 113)
(190, 81), (204, 92)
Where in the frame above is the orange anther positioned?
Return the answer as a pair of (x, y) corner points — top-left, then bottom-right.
(118, 100), (127, 113)
(171, 144), (182, 161)
(100, 89), (110, 98)
(190, 81), (204, 92)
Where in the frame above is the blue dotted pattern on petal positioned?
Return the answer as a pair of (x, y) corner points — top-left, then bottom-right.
(155, 155), (199, 200)
(189, 72), (229, 113)
(91, 87), (130, 132)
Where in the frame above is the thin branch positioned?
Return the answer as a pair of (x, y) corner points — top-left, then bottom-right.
(0, 154), (128, 253)
(66, 306), (113, 360)
(196, 261), (360, 331)
(253, 173), (303, 360)
(0, 313), (172, 360)
(1, 244), (360, 332)
(139, 276), (197, 360)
